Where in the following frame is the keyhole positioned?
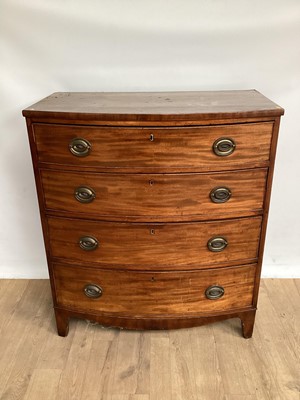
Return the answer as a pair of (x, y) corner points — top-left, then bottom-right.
(149, 180), (154, 186)
(150, 134), (154, 142)
(150, 229), (155, 235)
(151, 277), (155, 282)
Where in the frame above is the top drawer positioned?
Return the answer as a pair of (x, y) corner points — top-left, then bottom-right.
(33, 122), (273, 172)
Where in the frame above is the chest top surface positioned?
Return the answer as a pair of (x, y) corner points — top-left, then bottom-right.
(22, 90), (284, 122)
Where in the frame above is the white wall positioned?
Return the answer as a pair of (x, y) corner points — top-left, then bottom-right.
(1, 0), (300, 278)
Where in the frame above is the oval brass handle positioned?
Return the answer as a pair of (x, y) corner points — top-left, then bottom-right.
(205, 285), (225, 300)
(207, 237), (228, 252)
(213, 137), (236, 157)
(74, 186), (96, 203)
(79, 236), (99, 251)
(83, 284), (103, 298)
(69, 138), (91, 157)
(210, 187), (231, 203)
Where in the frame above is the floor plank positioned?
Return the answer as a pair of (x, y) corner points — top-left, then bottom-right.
(112, 330), (150, 395)
(265, 279), (300, 358)
(150, 333), (171, 400)
(36, 313), (76, 370)
(0, 279), (299, 400)
(190, 324), (225, 399)
(56, 320), (95, 400)
(212, 318), (255, 397)
(81, 332), (119, 399)
(23, 369), (61, 400)
(0, 280), (53, 400)
(255, 281), (300, 400)
(224, 396), (257, 400)
(0, 280), (29, 334)
(169, 328), (198, 400)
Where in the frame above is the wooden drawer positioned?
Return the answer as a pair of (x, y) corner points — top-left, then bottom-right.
(41, 169), (267, 221)
(53, 263), (256, 316)
(48, 216), (261, 270)
(33, 122), (273, 171)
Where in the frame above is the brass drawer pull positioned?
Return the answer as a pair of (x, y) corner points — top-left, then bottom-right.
(205, 285), (225, 300)
(213, 138), (236, 156)
(207, 237), (228, 252)
(79, 236), (99, 251)
(69, 138), (91, 157)
(84, 284), (103, 298)
(210, 187), (231, 203)
(74, 186), (96, 203)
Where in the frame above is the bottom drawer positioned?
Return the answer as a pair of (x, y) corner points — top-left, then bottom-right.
(53, 263), (256, 316)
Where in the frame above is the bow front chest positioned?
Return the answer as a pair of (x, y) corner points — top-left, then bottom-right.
(23, 90), (284, 337)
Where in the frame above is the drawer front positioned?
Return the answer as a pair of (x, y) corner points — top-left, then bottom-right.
(41, 169), (267, 220)
(48, 216), (262, 269)
(34, 123), (273, 171)
(53, 263), (256, 316)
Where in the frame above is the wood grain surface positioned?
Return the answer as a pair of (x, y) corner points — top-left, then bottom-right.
(23, 90), (284, 122)
(47, 216), (261, 269)
(53, 263), (256, 316)
(23, 91), (283, 338)
(33, 122), (273, 172)
(41, 169), (267, 221)
(1, 279), (298, 400)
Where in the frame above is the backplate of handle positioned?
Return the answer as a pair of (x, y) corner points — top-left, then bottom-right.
(83, 284), (103, 298)
(79, 236), (99, 251)
(207, 237), (228, 252)
(74, 186), (96, 203)
(69, 138), (91, 157)
(210, 187), (231, 203)
(213, 137), (236, 156)
(205, 285), (225, 300)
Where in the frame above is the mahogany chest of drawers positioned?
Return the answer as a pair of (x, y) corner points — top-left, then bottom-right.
(23, 90), (284, 338)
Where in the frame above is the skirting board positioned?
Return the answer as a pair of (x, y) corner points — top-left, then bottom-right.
(261, 264), (300, 278)
(0, 264), (299, 279)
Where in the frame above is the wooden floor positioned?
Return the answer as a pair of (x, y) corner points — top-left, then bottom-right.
(0, 279), (299, 400)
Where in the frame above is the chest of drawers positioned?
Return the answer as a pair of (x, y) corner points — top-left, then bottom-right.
(23, 90), (284, 338)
